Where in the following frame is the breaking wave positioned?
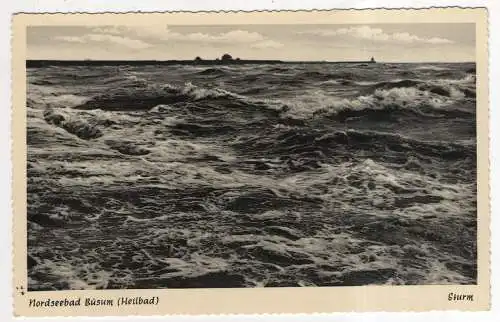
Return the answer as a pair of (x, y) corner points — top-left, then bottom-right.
(69, 79), (475, 128)
(278, 86), (475, 121)
(72, 82), (247, 111)
(42, 108), (114, 140)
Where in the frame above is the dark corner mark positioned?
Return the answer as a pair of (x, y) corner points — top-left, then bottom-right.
(16, 286), (25, 296)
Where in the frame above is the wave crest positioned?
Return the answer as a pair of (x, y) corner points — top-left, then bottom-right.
(43, 108), (115, 140)
(73, 82), (244, 111)
(308, 86), (474, 121)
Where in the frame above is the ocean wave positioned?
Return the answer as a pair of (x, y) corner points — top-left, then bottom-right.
(27, 84), (91, 109)
(371, 79), (423, 90)
(318, 129), (475, 160)
(169, 121), (238, 138)
(239, 87), (270, 95)
(435, 74), (476, 85)
(308, 86), (474, 121)
(265, 66), (292, 73)
(99, 74), (149, 88)
(295, 69), (371, 82)
(149, 104), (174, 113)
(234, 127), (475, 164)
(43, 108), (116, 140)
(61, 70), (475, 123)
(415, 65), (451, 71)
(104, 139), (150, 156)
(368, 78), (475, 98)
(195, 68), (228, 76)
(73, 82), (246, 111)
(29, 78), (59, 86)
(181, 82), (240, 100)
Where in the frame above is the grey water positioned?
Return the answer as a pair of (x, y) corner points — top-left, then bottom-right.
(27, 62), (477, 290)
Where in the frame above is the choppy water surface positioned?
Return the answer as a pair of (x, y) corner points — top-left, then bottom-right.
(27, 63), (477, 290)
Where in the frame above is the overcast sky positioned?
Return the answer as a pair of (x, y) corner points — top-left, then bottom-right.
(27, 24), (475, 62)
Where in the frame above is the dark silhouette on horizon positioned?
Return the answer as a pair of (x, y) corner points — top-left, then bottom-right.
(26, 53), (377, 67)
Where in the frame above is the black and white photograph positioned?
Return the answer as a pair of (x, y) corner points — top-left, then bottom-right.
(25, 22), (478, 290)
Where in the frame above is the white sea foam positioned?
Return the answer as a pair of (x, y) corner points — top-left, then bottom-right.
(415, 65), (450, 71)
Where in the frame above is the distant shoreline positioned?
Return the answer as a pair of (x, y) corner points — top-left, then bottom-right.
(26, 59), (377, 67)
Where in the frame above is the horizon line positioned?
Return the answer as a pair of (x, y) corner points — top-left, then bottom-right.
(25, 59), (475, 64)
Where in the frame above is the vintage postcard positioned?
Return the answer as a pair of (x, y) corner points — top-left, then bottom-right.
(12, 8), (489, 316)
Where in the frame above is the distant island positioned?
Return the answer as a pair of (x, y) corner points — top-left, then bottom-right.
(26, 53), (377, 67)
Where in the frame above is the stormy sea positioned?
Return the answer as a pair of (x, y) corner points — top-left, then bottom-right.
(27, 62), (477, 290)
